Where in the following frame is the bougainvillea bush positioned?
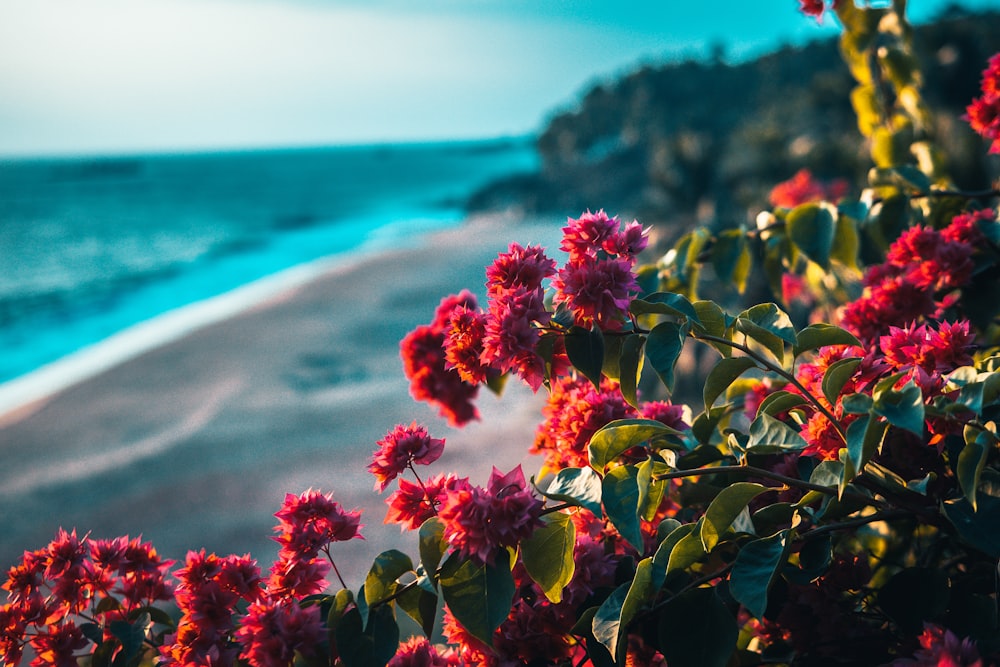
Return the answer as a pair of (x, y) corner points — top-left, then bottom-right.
(4, 2), (1000, 666)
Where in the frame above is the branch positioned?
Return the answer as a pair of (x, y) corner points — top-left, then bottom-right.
(690, 332), (847, 442)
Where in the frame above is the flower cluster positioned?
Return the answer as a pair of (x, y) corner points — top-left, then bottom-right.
(1, 530), (174, 667)
(966, 53), (1000, 153)
(400, 290), (482, 426)
(401, 211), (647, 419)
(438, 465), (545, 565)
(552, 210), (646, 331)
(838, 210), (988, 342)
(890, 623), (985, 666)
(269, 489), (362, 598)
(369, 422), (445, 492)
(532, 375), (689, 472)
(160, 550), (263, 666)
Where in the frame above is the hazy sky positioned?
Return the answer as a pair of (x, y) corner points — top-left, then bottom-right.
(1, 0), (996, 157)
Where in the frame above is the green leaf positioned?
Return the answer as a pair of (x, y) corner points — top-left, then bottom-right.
(630, 291), (701, 324)
(368, 605), (400, 666)
(439, 550), (515, 647)
(646, 321), (685, 393)
(565, 325), (605, 389)
(658, 587), (738, 667)
(521, 513), (576, 603)
(729, 530), (788, 619)
(637, 457), (669, 522)
(327, 588), (355, 662)
(619, 334), (645, 408)
(747, 413), (808, 454)
(831, 213), (861, 270)
(601, 333), (625, 381)
(757, 390), (808, 418)
(602, 465), (644, 554)
(958, 425), (994, 511)
(667, 518), (706, 574)
(821, 357), (862, 404)
(703, 357), (757, 410)
(735, 303), (796, 364)
(653, 522), (695, 568)
(711, 230), (749, 290)
(691, 300), (734, 357)
(396, 585), (438, 638)
(873, 380), (925, 436)
(109, 618), (146, 666)
(786, 203), (837, 269)
(878, 568), (951, 634)
(841, 392), (873, 415)
(793, 324), (860, 359)
(589, 418), (680, 472)
(843, 414), (886, 487)
(944, 491), (1000, 557)
(365, 549), (413, 608)
(592, 582), (630, 660)
(418, 518), (446, 584)
(540, 467), (603, 517)
(701, 482), (768, 551)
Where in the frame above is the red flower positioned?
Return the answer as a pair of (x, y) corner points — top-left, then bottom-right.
(28, 620), (88, 667)
(485, 243), (556, 296)
(384, 474), (471, 531)
(438, 466), (544, 565)
(561, 210), (621, 262)
(387, 636), (460, 667)
(965, 53), (1000, 153)
(890, 623), (984, 666)
(369, 423), (445, 492)
(481, 287), (551, 391)
(553, 255), (639, 331)
(769, 168), (848, 207)
(443, 306), (491, 385)
(236, 598), (323, 667)
(272, 490), (362, 562)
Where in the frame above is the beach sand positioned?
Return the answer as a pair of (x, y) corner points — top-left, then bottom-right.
(0, 212), (564, 584)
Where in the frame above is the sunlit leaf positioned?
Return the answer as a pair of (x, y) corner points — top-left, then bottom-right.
(589, 419), (681, 472)
(629, 291), (701, 324)
(822, 357), (862, 404)
(873, 380), (925, 436)
(735, 303), (796, 364)
(703, 357), (758, 410)
(365, 549), (413, 608)
(540, 467), (603, 518)
(602, 465), (644, 553)
(521, 513), (576, 603)
(793, 324), (860, 359)
(619, 334), (645, 408)
(787, 203), (837, 269)
(701, 482), (769, 551)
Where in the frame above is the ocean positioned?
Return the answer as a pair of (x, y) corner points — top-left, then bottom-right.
(0, 139), (537, 415)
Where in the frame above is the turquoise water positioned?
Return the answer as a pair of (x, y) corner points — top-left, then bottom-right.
(0, 139), (537, 388)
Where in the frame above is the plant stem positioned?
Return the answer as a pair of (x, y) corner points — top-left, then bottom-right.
(691, 331), (848, 442)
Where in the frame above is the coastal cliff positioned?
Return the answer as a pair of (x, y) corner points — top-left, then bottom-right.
(469, 7), (1000, 240)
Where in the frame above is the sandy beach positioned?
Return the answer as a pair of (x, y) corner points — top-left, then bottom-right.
(0, 212), (564, 584)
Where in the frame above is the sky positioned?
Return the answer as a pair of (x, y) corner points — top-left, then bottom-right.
(1, 0), (998, 157)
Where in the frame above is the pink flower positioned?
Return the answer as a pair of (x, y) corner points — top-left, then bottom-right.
(443, 306), (492, 385)
(561, 210), (620, 261)
(273, 490), (362, 562)
(400, 322), (480, 427)
(602, 219), (650, 258)
(266, 557), (330, 600)
(481, 287), (551, 391)
(891, 623), (984, 666)
(438, 466), (544, 565)
(485, 243), (556, 296)
(387, 636), (460, 667)
(28, 620), (88, 667)
(552, 256), (639, 330)
(965, 53), (1000, 153)
(533, 376), (636, 470)
(384, 474), (471, 531)
(431, 290), (478, 330)
(237, 599), (323, 667)
(769, 168), (848, 207)
(369, 423), (445, 492)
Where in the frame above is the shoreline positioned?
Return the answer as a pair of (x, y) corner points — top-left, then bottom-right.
(0, 211), (562, 582)
(0, 214), (464, 425)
